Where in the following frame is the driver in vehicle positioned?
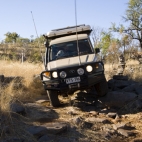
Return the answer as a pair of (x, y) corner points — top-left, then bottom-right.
(56, 45), (70, 58)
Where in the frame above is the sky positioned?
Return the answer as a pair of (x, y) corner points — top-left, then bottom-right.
(0, 0), (129, 41)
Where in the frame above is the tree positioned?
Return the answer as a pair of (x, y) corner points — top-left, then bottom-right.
(101, 31), (112, 55)
(91, 27), (104, 48)
(4, 32), (19, 43)
(110, 0), (142, 49)
(33, 35), (45, 44)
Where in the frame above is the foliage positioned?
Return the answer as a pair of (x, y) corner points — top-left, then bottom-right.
(4, 32), (19, 43)
(17, 37), (30, 44)
(101, 32), (112, 54)
(110, 0), (142, 49)
(33, 35), (46, 45)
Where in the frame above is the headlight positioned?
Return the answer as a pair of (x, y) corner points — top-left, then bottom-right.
(60, 71), (67, 78)
(52, 71), (58, 78)
(86, 65), (93, 72)
(77, 68), (84, 75)
(43, 72), (50, 78)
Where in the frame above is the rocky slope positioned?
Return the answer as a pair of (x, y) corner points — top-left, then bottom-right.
(0, 75), (142, 142)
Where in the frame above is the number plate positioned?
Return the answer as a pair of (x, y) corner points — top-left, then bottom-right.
(66, 77), (81, 84)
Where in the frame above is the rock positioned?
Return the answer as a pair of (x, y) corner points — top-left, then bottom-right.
(89, 111), (99, 116)
(67, 110), (74, 115)
(131, 137), (142, 142)
(73, 101), (87, 107)
(1, 137), (24, 142)
(25, 103), (58, 122)
(99, 91), (137, 108)
(86, 117), (111, 124)
(113, 122), (135, 131)
(113, 122), (127, 130)
(36, 99), (49, 104)
(113, 75), (128, 81)
(134, 84), (142, 98)
(122, 84), (137, 92)
(42, 122), (68, 134)
(107, 112), (118, 119)
(108, 79), (131, 90)
(117, 129), (136, 137)
(114, 80), (131, 89)
(81, 121), (93, 129)
(10, 102), (25, 115)
(38, 135), (55, 142)
(131, 99), (142, 109)
(107, 79), (115, 89)
(27, 126), (48, 138)
(72, 117), (83, 126)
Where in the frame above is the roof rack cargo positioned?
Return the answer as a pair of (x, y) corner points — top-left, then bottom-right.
(47, 24), (92, 40)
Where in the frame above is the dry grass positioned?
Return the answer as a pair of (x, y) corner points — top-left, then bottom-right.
(105, 61), (142, 83)
(0, 60), (46, 112)
(0, 60), (44, 85)
(0, 60), (47, 141)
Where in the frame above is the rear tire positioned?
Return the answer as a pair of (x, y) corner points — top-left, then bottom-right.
(47, 90), (61, 107)
(95, 79), (108, 97)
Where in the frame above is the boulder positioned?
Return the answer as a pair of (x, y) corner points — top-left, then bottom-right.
(134, 84), (142, 98)
(122, 84), (138, 92)
(113, 75), (128, 81)
(108, 79), (131, 90)
(10, 101), (25, 115)
(98, 91), (137, 108)
(25, 103), (58, 122)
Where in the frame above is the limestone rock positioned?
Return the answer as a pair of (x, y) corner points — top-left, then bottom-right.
(107, 112), (118, 119)
(117, 129), (136, 137)
(41, 122), (68, 134)
(86, 117), (111, 124)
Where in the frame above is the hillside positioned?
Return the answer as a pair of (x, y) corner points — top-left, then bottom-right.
(0, 61), (142, 142)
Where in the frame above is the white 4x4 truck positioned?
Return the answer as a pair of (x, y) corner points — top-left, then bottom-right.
(40, 24), (108, 107)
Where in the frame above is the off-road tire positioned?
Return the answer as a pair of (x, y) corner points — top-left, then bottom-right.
(47, 90), (61, 107)
(95, 79), (108, 97)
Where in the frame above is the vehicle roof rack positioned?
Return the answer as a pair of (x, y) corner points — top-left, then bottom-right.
(52, 24), (85, 31)
(46, 24), (92, 40)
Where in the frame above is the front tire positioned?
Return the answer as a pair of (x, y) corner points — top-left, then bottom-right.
(47, 90), (61, 107)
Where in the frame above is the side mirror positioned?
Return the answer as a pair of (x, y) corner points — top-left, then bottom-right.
(95, 48), (100, 54)
(44, 41), (49, 48)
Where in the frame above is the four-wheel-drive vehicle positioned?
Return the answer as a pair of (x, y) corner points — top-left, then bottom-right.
(40, 24), (108, 107)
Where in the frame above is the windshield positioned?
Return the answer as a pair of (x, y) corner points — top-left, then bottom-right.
(49, 39), (93, 61)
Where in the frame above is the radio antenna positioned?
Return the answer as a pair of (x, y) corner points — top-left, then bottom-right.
(31, 11), (44, 63)
(75, 0), (81, 65)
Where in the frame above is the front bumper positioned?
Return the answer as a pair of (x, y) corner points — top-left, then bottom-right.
(41, 72), (105, 92)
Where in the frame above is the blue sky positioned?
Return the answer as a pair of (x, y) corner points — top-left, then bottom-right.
(0, 0), (129, 41)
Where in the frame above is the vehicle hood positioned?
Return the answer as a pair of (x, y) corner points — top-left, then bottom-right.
(46, 54), (101, 70)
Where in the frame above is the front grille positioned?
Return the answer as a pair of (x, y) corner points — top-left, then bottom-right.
(58, 66), (85, 78)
